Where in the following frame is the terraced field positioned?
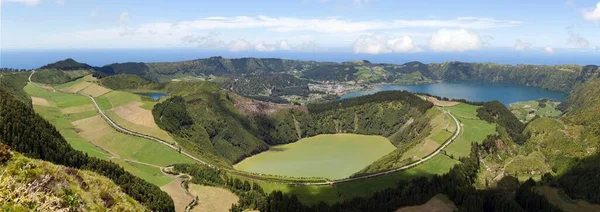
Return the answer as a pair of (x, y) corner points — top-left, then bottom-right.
(25, 81), (193, 187)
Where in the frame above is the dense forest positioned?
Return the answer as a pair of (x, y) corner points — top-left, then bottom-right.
(39, 58), (93, 70)
(0, 89), (174, 211)
(477, 101), (527, 144)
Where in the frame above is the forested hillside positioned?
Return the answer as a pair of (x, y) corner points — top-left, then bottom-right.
(0, 88), (175, 211)
(0, 71), (31, 105)
(152, 82), (433, 166)
(87, 57), (599, 93)
(35, 57), (599, 104)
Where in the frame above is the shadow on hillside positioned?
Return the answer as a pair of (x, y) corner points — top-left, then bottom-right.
(279, 168), (435, 206)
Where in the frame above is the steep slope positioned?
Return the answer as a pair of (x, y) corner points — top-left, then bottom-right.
(0, 147), (145, 211)
(153, 80), (433, 168)
(0, 88), (175, 211)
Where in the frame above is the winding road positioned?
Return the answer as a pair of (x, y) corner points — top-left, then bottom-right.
(28, 71), (462, 186)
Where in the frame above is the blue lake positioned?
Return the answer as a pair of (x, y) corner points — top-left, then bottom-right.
(341, 81), (568, 105)
(137, 92), (167, 100)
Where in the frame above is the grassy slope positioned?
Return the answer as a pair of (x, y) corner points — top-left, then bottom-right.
(445, 103), (497, 158)
(1, 153), (146, 211)
(24, 82), (193, 186)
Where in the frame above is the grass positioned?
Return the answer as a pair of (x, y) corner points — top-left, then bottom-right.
(73, 115), (194, 167)
(509, 100), (562, 122)
(445, 103), (496, 158)
(96, 96), (112, 110)
(396, 194), (457, 212)
(255, 154), (458, 205)
(111, 159), (174, 187)
(24, 83), (91, 108)
(187, 184), (240, 212)
(0, 153), (146, 211)
(105, 110), (176, 144)
(234, 134), (396, 180)
(101, 90), (143, 108)
(25, 82), (194, 187)
(25, 84), (110, 159)
(536, 186), (600, 212)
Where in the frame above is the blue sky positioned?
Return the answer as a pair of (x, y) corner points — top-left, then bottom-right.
(1, 0), (599, 55)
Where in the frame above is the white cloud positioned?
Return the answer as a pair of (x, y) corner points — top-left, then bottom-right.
(255, 41), (276, 52)
(181, 31), (225, 49)
(353, 34), (421, 54)
(276, 40), (290, 50)
(582, 2), (600, 21)
(228, 39), (253, 52)
(566, 26), (590, 48)
(544, 47), (554, 54)
(353, 34), (390, 54)
(3, 0), (43, 6)
(54, 0), (64, 5)
(294, 41), (320, 52)
(513, 39), (531, 51)
(140, 15), (521, 34)
(428, 29), (482, 52)
(387, 36), (422, 52)
(119, 12), (129, 23)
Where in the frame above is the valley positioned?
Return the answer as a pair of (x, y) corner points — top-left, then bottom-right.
(2, 57), (600, 211)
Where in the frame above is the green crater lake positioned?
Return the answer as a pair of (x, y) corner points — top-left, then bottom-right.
(233, 134), (396, 179)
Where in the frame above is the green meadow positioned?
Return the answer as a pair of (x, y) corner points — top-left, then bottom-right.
(234, 134), (396, 180)
(24, 82), (192, 187)
(445, 103), (497, 158)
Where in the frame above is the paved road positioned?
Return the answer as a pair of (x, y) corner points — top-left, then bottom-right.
(29, 71), (463, 186)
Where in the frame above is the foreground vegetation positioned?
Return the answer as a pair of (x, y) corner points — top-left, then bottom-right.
(0, 148), (145, 211)
(0, 87), (175, 211)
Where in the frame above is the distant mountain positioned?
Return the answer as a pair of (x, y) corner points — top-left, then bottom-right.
(39, 58), (93, 70)
(85, 57), (599, 92)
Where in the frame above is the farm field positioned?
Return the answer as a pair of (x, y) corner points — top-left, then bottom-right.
(24, 81), (192, 187)
(160, 177), (193, 212)
(188, 184), (240, 212)
(510, 99), (562, 122)
(234, 134), (396, 179)
(105, 102), (176, 144)
(444, 103), (496, 158)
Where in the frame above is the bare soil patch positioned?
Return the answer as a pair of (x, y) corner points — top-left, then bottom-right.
(419, 139), (441, 158)
(188, 184), (239, 212)
(31, 97), (51, 106)
(231, 94), (307, 116)
(72, 115), (111, 144)
(113, 102), (159, 128)
(81, 84), (111, 97)
(427, 97), (459, 107)
(161, 177), (193, 212)
(396, 194), (456, 212)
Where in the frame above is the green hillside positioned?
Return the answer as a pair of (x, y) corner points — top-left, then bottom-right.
(0, 148), (145, 211)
